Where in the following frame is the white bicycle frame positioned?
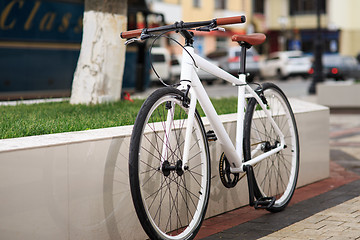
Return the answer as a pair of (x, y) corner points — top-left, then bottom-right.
(165, 46), (285, 173)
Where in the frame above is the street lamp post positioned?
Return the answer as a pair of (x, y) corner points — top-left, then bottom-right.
(308, 0), (324, 94)
(278, 16), (288, 51)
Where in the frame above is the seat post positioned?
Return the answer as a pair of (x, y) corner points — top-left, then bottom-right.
(238, 42), (251, 75)
(239, 45), (247, 75)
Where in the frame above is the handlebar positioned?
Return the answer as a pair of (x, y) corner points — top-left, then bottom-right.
(120, 15), (246, 39)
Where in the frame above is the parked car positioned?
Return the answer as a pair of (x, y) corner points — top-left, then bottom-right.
(170, 55), (219, 85)
(206, 46), (260, 82)
(260, 51), (311, 80)
(309, 54), (360, 80)
(150, 47), (171, 83)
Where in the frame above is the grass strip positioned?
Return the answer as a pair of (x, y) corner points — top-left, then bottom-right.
(0, 97), (238, 139)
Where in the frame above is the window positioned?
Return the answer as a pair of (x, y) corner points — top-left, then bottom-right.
(216, 37), (227, 50)
(215, 0), (227, 10)
(253, 0), (264, 14)
(151, 54), (166, 63)
(290, 0), (326, 15)
(269, 56), (280, 61)
(193, 0), (201, 8)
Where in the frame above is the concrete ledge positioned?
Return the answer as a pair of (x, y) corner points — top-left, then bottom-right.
(317, 81), (360, 108)
(0, 99), (329, 240)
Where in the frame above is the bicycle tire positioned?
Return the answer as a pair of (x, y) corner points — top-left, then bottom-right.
(244, 82), (299, 212)
(129, 87), (211, 239)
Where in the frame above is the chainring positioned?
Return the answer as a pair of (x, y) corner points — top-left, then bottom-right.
(219, 152), (239, 188)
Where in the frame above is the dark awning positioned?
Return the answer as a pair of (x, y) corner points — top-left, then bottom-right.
(128, 0), (150, 13)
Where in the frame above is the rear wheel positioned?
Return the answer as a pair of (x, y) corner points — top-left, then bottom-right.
(244, 83), (299, 212)
(129, 87), (211, 239)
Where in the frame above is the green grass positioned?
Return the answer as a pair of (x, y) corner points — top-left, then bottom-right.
(0, 97), (238, 139)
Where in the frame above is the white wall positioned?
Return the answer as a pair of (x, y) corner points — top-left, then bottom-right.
(328, 0), (360, 31)
(317, 82), (360, 108)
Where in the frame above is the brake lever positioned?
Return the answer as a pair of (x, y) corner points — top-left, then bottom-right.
(210, 27), (225, 32)
(124, 37), (141, 45)
(124, 32), (152, 45)
(195, 26), (211, 32)
(195, 26), (226, 32)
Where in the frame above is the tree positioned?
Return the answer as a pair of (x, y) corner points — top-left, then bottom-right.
(70, 0), (127, 104)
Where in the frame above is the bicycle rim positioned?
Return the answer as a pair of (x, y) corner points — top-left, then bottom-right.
(129, 88), (210, 239)
(244, 83), (299, 211)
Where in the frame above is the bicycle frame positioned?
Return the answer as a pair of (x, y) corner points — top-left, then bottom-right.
(168, 46), (286, 173)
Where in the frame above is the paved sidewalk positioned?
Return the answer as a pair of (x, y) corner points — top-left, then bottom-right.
(260, 195), (360, 240)
(198, 112), (360, 240)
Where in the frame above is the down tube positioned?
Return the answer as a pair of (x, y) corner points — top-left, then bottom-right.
(190, 69), (243, 170)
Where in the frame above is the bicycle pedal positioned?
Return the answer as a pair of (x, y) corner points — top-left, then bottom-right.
(206, 130), (217, 142)
(254, 197), (276, 209)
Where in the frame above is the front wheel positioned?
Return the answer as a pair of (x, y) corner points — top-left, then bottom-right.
(129, 87), (211, 239)
(244, 83), (299, 212)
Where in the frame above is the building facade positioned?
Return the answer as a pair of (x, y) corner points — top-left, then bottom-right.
(149, 0), (360, 57)
(327, 0), (360, 57)
(0, 0), (84, 99)
(257, 0), (360, 56)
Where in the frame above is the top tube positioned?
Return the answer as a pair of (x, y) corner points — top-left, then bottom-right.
(120, 15), (246, 39)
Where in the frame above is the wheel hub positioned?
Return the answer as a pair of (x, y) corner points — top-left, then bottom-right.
(261, 140), (280, 152)
(161, 160), (187, 176)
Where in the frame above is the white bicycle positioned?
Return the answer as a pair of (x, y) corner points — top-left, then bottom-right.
(121, 15), (299, 240)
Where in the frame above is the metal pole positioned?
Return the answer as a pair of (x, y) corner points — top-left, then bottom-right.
(308, 0), (324, 94)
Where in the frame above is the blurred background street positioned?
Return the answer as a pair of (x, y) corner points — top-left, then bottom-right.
(1, 0), (360, 100)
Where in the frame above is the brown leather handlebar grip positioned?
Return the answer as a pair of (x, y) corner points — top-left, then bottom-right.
(216, 15), (246, 25)
(120, 29), (143, 39)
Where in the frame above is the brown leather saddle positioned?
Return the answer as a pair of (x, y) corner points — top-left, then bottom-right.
(231, 33), (266, 46)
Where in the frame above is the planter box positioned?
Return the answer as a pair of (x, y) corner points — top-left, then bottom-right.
(0, 99), (329, 240)
(317, 81), (360, 108)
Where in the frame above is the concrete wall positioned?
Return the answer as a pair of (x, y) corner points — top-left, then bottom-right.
(0, 99), (329, 240)
(317, 82), (360, 108)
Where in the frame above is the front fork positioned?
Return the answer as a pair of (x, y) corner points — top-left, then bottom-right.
(181, 87), (197, 170)
(160, 83), (197, 172)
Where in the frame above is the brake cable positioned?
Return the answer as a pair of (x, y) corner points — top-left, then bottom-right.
(148, 29), (199, 87)
(130, 24), (226, 87)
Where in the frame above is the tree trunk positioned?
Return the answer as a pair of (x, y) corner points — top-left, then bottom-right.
(70, 0), (127, 104)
